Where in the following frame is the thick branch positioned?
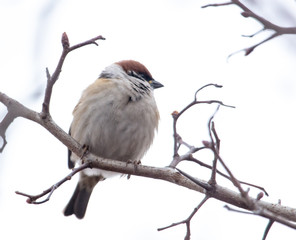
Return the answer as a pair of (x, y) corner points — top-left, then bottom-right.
(89, 155), (296, 224)
(2, 91), (296, 228)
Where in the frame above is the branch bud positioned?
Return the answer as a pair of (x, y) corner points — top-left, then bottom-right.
(245, 47), (254, 56)
(256, 192), (264, 200)
(171, 111), (179, 117)
(241, 11), (250, 18)
(61, 32), (70, 49)
(202, 140), (212, 148)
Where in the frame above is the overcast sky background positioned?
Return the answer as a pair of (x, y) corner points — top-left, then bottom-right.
(1, 0), (296, 239)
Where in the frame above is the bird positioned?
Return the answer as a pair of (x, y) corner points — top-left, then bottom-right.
(63, 60), (163, 219)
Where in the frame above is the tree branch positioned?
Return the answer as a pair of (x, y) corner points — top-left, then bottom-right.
(170, 84), (235, 168)
(41, 33), (105, 117)
(0, 33), (105, 153)
(158, 195), (210, 240)
(8, 122), (296, 224)
(1, 32), (296, 239)
(202, 0), (296, 55)
(2, 82), (296, 238)
(15, 161), (92, 204)
(3, 83), (295, 236)
(162, 89), (296, 238)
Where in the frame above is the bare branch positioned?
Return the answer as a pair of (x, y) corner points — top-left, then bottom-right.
(207, 106), (220, 185)
(193, 83), (222, 101)
(41, 33), (105, 117)
(225, 204), (296, 230)
(242, 28), (264, 38)
(209, 120), (253, 209)
(68, 35), (105, 51)
(0, 92), (39, 153)
(176, 168), (213, 191)
(202, 0), (296, 55)
(227, 32), (280, 58)
(185, 155), (268, 196)
(15, 162), (91, 204)
(224, 205), (254, 215)
(170, 84), (234, 168)
(5, 108), (294, 224)
(2, 31), (296, 238)
(180, 108), (296, 232)
(202, 2), (233, 8)
(0, 33), (105, 153)
(2, 88), (296, 231)
(262, 220), (274, 240)
(158, 195), (210, 240)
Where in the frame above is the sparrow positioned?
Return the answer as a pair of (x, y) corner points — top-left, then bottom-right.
(63, 60), (163, 219)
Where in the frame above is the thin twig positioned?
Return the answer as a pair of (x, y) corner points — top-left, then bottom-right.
(210, 123), (251, 203)
(202, 0), (296, 55)
(224, 205), (254, 215)
(262, 220), (274, 240)
(207, 106), (221, 185)
(176, 168), (213, 191)
(170, 84), (234, 168)
(227, 32), (280, 58)
(41, 33), (105, 117)
(16, 162), (91, 204)
(242, 28), (265, 38)
(201, 2), (233, 8)
(194, 83), (223, 101)
(186, 155), (268, 196)
(158, 195), (210, 240)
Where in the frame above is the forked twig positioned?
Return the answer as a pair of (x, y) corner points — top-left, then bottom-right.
(41, 33), (105, 117)
(0, 33), (105, 153)
(170, 84), (234, 167)
(158, 196), (210, 240)
(16, 162), (91, 204)
(202, 0), (296, 56)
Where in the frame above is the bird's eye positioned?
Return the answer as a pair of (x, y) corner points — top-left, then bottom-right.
(140, 73), (147, 79)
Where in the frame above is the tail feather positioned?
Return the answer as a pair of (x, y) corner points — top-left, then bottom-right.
(64, 184), (92, 219)
(64, 175), (103, 219)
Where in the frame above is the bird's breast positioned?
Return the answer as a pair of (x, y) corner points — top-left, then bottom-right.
(71, 85), (159, 163)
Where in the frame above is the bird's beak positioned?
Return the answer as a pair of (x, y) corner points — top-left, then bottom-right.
(149, 79), (164, 89)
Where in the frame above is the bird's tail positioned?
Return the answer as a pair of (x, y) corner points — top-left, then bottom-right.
(63, 175), (103, 219)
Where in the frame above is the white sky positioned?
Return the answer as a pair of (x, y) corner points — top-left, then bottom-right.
(1, 0), (296, 239)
